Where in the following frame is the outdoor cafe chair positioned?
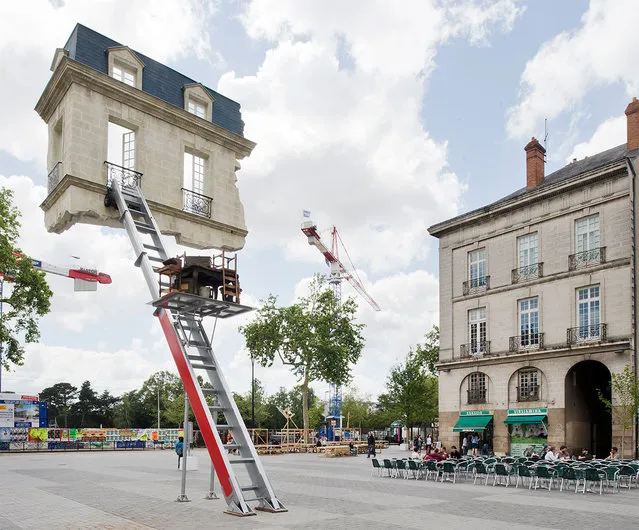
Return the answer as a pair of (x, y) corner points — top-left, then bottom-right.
(492, 463), (511, 487)
(603, 466), (620, 492)
(516, 465), (534, 489)
(382, 459), (395, 478)
(441, 461), (458, 483)
(424, 459), (439, 481)
(532, 465), (555, 491)
(371, 458), (383, 477)
(577, 467), (604, 494)
(560, 466), (579, 492)
(473, 462), (490, 485)
(394, 459), (408, 479)
(407, 459), (421, 479)
(617, 465), (635, 489)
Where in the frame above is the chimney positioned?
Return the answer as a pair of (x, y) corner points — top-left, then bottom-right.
(524, 137), (546, 189)
(625, 97), (639, 151)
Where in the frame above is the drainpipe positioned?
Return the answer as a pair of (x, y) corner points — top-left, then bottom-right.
(626, 155), (639, 459)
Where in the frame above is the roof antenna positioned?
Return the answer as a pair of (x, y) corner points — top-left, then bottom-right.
(543, 118), (549, 164)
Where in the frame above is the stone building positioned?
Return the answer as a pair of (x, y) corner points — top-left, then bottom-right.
(428, 98), (639, 457)
(35, 24), (255, 250)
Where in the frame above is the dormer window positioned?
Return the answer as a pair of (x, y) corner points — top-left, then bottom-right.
(187, 100), (206, 119)
(112, 63), (136, 87)
(183, 83), (215, 122)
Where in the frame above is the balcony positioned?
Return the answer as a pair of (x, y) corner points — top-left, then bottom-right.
(104, 161), (142, 190)
(511, 263), (543, 283)
(467, 389), (487, 404)
(182, 188), (213, 218)
(508, 332), (544, 353)
(47, 161), (62, 194)
(568, 247), (606, 271)
(460, 340), (491, 359)
(463, 275), (490, 296)
(517, 385), (540, 402)
(567, 324), (607, 346)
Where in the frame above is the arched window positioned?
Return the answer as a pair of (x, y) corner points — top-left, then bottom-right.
(467, 372), (487, 404)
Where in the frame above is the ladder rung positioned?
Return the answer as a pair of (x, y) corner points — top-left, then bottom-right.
(209, 405), (224, 412)
(216, 425), (230, 429)
(202, 388), (220, 395)
(134, 222), (155, 233)
(188, 341), (207, 347)
(242, 497), (264, 502)
(230, 458), (255, 464)
(225, 443), (240, 449)
(188, 355), (210, 362)
(144, 244), (163, 252)
(148, 255), (164, 263)
(190, 363), (216, 371)
(241, 486), (259, 491)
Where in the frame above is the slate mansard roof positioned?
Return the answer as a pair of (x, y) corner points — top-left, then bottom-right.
(428, 143), (636, 236)
(64, 24), (245, 138)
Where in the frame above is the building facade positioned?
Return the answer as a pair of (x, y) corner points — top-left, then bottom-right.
(428, 98), (639, 457)
(35, 24), (255, 250)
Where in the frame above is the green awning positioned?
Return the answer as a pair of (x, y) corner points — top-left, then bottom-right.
(504, 414), (546, 425)
(452, 414), (493, 432)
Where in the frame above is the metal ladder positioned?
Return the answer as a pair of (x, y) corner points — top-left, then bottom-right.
(108, 178), (286, 516)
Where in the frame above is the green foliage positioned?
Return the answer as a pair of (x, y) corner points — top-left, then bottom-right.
(378, 349), (438, 430)
(341, 389), (371, 427)
(415, 325), (440, 375)
(40, 382), (78, 427)
(598, 365), (639, 458)
(240, 274), (365, 438)
(0, 187), (53, 369)
(73, 380), (99, 428)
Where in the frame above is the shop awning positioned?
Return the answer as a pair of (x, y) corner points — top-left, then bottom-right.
(452, 414), (493, 432)
(504, 414), (547, 425)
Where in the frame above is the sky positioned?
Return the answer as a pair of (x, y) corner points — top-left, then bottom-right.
(0, 0), (636, 403)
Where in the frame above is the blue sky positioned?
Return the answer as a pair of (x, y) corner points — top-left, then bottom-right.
(0, 0), (636, 400)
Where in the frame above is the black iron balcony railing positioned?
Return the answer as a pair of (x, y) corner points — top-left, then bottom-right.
(105, 161), (142, 190)
(568, 247), (606, 271)
(47, 161), (62, 194)
(182, 188), (213, 218)
(567, 323), (607, 345)
(511, 263), (543, 283)
(460, 340), (491, 359)
(467, 389), (487, 404)
(463, 275), (490, 296)
(509, 332), (544, 353)
(517, 385), (540, 402)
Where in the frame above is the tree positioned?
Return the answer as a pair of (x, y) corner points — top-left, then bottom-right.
(378, 350), (438, 439)
(341, 389), (371, 428)
(138, 371), (183, 428)
(415, 325), (440, 375)
(40, 382), (78, 427)
(95, 390), (120, 427)
(0, 188), (53, 370)
(598, 365), (639, 458)
(74, 380), (99, 427)
(240, 274), (365, 442)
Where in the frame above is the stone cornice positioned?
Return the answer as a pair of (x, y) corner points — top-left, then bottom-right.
(34, 57), (256, 159)
(428, 163), (628, 237)
(436, 339), (632, 371)
(39, 174), (248, 238)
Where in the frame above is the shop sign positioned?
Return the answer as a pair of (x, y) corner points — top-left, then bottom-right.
(459, 410), (493, 416)
(507, 408), (548, 415)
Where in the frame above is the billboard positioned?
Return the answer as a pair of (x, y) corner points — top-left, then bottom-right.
(0, 394), (47, 428)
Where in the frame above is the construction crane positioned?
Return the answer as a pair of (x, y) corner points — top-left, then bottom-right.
(301, 215), (381, 311)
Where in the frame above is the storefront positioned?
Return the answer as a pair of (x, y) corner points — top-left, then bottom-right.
(453, 410), (494, 454)
(504, 408), (548, 457)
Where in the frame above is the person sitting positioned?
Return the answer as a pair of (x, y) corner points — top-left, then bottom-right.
(544, 446), (558, 462)
(349, 441), (357, 456)
(424, 448), (444, 461)
(577, 448), (593, 461)
(440, 446), (448, 460)
(558, 445), (570, 461)
(449, 445), (461, 459)
(605, 446), (619, 460)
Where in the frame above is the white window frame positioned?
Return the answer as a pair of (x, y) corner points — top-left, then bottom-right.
(112, 63), (136, 87)
(190, 154), (205, 195)
(468, 248), (487, 289)
(518, 369), (539, 401)
(187, 100), (207, 119)
(576, 214), (600, 254)
(518, 297), (540, 348)
(122, 131), (135, 170)
(576, 285), (601, 341)
(469, 307), (487, 355)
(518, 233), (538, 269)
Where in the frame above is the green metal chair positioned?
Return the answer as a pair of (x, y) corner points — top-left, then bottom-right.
(560, 466), (579, 492)
(532, 465), (555, 490)
(407, 459), (421, 479)
(603, 466), (620, 492)
(617, 465), (635, 489)
(371, 458), (382, 477)
(492, 463), (511, 487)
(382, 459), (394, 478)
(441, 461), (458, 483)
(516, 464), (534, 489)
(394, 459), (407, 479)
(473, 462), (490, 485)
(424, 459), (439, 481)
(578, 467), (604, 494)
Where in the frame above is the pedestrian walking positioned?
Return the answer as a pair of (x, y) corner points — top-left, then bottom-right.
(175, 436), (184, 469)
(367, 432), (376, 458)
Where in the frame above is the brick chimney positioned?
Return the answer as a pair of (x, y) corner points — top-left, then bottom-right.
(524, 137), (546, 189)
(625, 97), (639, 151)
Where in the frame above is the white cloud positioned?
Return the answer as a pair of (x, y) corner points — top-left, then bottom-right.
(567, 115), (626, 162)
(507, 0), (639, 138)
(0, 0), (218, 165)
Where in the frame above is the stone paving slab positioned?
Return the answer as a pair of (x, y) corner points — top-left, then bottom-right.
(2, 447), (639, 529)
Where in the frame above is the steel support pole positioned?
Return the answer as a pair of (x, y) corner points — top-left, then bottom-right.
(177, 391), (190, 502)
(251, 355), (255, 429)
(205, 408), (219, 499)
(0, 278), (4, 393)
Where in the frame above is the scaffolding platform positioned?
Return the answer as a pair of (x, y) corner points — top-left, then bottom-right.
(150, 292), (253, 319)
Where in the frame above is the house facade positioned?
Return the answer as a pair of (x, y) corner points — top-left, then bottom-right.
(428, 98), (639, 457)
(35, 24), (255, 250)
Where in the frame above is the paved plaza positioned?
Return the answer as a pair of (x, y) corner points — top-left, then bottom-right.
(2, 447), (639, 529)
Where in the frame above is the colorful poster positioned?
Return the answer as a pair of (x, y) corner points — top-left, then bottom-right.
(28, 428), (48, 442)
(13, 402), (41, 427)
(0, 404), (14, 428)
(0, 427), (11, 441)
